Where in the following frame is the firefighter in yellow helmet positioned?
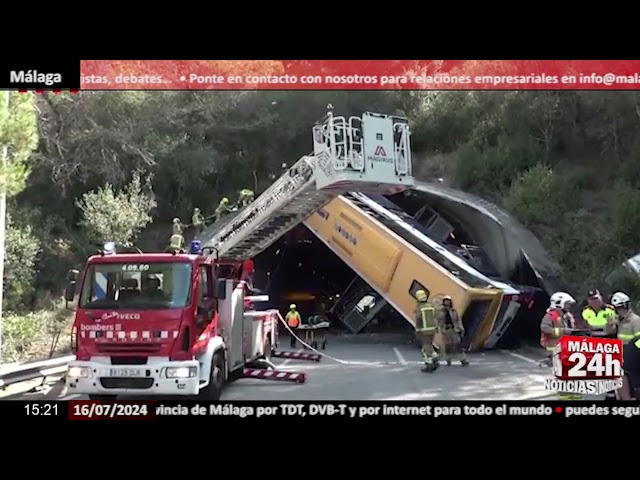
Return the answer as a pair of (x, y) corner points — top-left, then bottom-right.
(285, 304), (302, 348)
(439, 296), (469, 366)
(192, 208), (205, 235)
(610, 292), (640, 344)
(172, 217), (183, 235)
(213, 197), (233, 223)
(415, 290), (440, 373)
(237, 189), (255, 208)
(167, 232), (185, 253)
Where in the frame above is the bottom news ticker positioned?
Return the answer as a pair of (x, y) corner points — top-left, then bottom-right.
(11, 400), (640, 421)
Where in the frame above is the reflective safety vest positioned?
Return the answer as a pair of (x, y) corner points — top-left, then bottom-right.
(286, 311), (301, 328)
(416, 302), (438, 333)
(618, 311), (640, 343)
(540, 309), (562, 350)
(170, 234), (184, 250)
(582, 305), (616, 328)
(240, 189), (254, 197)
(192, 214), (204, 226)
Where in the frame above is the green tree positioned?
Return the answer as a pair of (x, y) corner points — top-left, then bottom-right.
(505, 164), (571, 227)
(76, 170), (157, 245)
(3, 215), (41, 312)
(0, 92), (38, 195)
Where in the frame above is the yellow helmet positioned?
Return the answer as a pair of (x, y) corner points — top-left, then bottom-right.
(289, 304), (296, 310)
(194, 207), (200, 213)
(172, 217), (180, 224)
(221, 197), (229, 204)
(415, 290), (428, 302)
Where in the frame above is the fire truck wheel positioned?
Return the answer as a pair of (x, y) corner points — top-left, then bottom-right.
(89, 395), (117, 400)
(264, 337), (272, 361)
(200, 353), (224, 400)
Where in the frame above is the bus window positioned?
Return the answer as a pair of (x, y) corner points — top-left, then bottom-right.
(409, 280), (430, 300)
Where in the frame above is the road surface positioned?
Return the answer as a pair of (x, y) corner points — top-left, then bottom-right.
(3, 334), (565, 401)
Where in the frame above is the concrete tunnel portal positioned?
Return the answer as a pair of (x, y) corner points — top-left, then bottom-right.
(251, 181), (567, 349)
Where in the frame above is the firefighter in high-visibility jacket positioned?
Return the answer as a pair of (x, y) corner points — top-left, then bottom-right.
(610, 292), (640, 344)
(582, 289), (617, 337)
(167, 233), (185, 253)
(172, 217), (183, 235)
(237, 189), (255, 207)
(285, 304), (302, 348)
(213, 197), (234, 223)
(438, 296), (469, 367)
(415, 290), (440, 373)
(540, 291), (579, 400)
(192, 208), (205, 235)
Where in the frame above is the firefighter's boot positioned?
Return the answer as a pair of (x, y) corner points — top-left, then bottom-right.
(421, 362), (434, 373)
(461, 359), (470, 366)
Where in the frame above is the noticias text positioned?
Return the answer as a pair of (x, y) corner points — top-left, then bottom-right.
(544, 378), (623, 394)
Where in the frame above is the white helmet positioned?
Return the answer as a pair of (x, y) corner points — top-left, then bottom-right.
(611, 291), (631, 308)
(550, 292), (575, 310)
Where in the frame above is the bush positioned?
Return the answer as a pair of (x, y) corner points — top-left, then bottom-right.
(1, 299), (73, 362)
(505, 164), (573, 227)
(609, 180), (640, 258)
(3, 214), (41, 312)
(455, 135), (543, 196)
(605, 266), (640, 306)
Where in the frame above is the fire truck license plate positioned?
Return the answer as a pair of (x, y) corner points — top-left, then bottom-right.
(108, 368), (143, 377)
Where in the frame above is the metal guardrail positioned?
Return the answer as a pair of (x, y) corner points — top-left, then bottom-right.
(0, 355), (74, 389)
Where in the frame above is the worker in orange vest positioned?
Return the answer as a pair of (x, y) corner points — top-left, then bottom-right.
(540, 291), (579, 400)
(285, 304), (302, 348)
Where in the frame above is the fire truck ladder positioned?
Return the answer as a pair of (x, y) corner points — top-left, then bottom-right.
(201, 110), (415, 260)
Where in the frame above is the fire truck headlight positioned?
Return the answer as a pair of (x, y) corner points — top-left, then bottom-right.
(68, 366), (91, 378)
(166, 367), (197, 378)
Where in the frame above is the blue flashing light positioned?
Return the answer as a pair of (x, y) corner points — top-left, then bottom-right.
(102, 241), (116, 255)
(190, 240), (202, 255)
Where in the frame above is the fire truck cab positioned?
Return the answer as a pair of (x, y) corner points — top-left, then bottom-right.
(64, 241), (278, 400)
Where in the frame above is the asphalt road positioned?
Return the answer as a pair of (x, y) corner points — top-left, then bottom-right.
(2, 334), (566, 401)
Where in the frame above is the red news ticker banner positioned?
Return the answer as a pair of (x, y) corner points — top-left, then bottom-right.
(78, 60), (640, 91)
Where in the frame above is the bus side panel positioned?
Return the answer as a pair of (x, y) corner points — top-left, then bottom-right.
(307, 196), (504, 350)
(306, 198), (402, 293)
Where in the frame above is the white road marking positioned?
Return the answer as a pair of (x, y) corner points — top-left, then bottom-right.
(503, 350), (540, 365)
(393, 347), (408, 365)
(280, 348), (304, 367)
(61, 394), (81, 400)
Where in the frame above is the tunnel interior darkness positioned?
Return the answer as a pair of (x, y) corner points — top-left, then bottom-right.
(253, 226), (355, 324)
(253, 225), (415, 334)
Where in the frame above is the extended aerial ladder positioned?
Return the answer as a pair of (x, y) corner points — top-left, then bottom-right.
(199, 109), (415, 259)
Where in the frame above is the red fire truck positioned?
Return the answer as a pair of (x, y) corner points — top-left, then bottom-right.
(64, 241), (279, 400)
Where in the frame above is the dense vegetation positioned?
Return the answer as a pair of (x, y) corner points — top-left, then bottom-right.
(2, 90), (639, 361)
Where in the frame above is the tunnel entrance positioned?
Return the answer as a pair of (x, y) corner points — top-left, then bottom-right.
(387, 191), (549, 349)
(253, 224), (414, 335)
